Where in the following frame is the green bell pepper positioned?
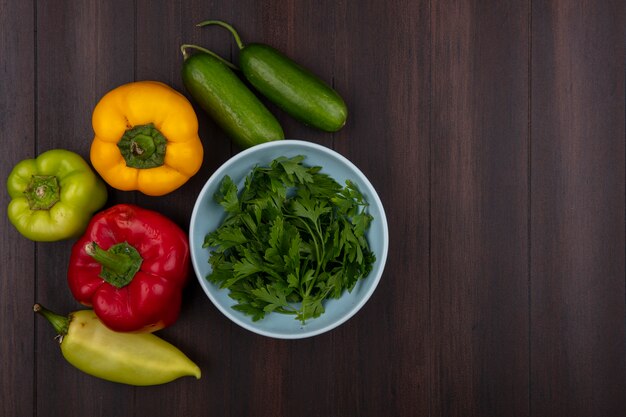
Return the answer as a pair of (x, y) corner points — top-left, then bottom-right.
(7, 149), (107, 241)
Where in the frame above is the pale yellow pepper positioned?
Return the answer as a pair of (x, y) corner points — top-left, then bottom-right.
(90, 81), (203, 196)
(34, 304), (201, 386)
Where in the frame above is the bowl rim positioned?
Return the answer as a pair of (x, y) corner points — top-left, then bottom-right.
(189, 139), (389, 339)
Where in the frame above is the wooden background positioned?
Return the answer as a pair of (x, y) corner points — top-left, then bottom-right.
(1, 1), (624, 416)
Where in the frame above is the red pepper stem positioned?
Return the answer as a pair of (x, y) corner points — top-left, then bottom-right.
(85, 242), (143, 288)
(33, 304), (69, 336)
(86, 242), (131, 275)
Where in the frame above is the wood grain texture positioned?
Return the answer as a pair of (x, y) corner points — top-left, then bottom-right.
(335, 1), (431, 416)
(430, 1), (530, 416)
(0, 1), (35, 416)
(1, 1), (624, 416)
(530, 1), (626, 416)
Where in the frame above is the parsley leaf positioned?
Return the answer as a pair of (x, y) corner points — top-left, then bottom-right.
(213, 175), (240, 214)
(205, 155), (375, 324)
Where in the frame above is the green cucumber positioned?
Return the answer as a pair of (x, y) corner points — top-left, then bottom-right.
(197, 20), (348, 133)
(180, 45), (284, 149)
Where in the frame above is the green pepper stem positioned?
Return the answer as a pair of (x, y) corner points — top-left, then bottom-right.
(86, 242), (143, 288)
(180, 44), (239, 71)
(33, 304), (69, 336)
(24, 175), (61, 210)
(196, 20), (245, 50)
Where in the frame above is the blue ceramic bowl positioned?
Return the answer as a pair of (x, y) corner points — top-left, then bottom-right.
(189, 140), (388, 339)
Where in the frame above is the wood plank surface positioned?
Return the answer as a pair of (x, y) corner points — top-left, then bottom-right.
(0, 1), (35, 416)
(0, 1), (624, 416)
(430, 1), (530, 416)
(530, 1), (626, 416)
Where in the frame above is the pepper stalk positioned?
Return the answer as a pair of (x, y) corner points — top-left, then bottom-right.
(85, 241), (143, 288)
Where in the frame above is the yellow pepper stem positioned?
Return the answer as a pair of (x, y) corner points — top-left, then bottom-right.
(117, 123), (167, 169)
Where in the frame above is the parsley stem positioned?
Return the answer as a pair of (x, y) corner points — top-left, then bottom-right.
(288, 215), (324, 295)
(262, 267), (283, 282)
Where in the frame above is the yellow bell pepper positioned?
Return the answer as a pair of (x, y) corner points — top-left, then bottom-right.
(90, 81), (203, 196)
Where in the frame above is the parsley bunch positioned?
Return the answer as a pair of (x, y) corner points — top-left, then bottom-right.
(204, 155), (376, 324)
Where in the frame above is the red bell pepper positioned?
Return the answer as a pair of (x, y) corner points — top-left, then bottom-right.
(68, 204), (190, 333)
